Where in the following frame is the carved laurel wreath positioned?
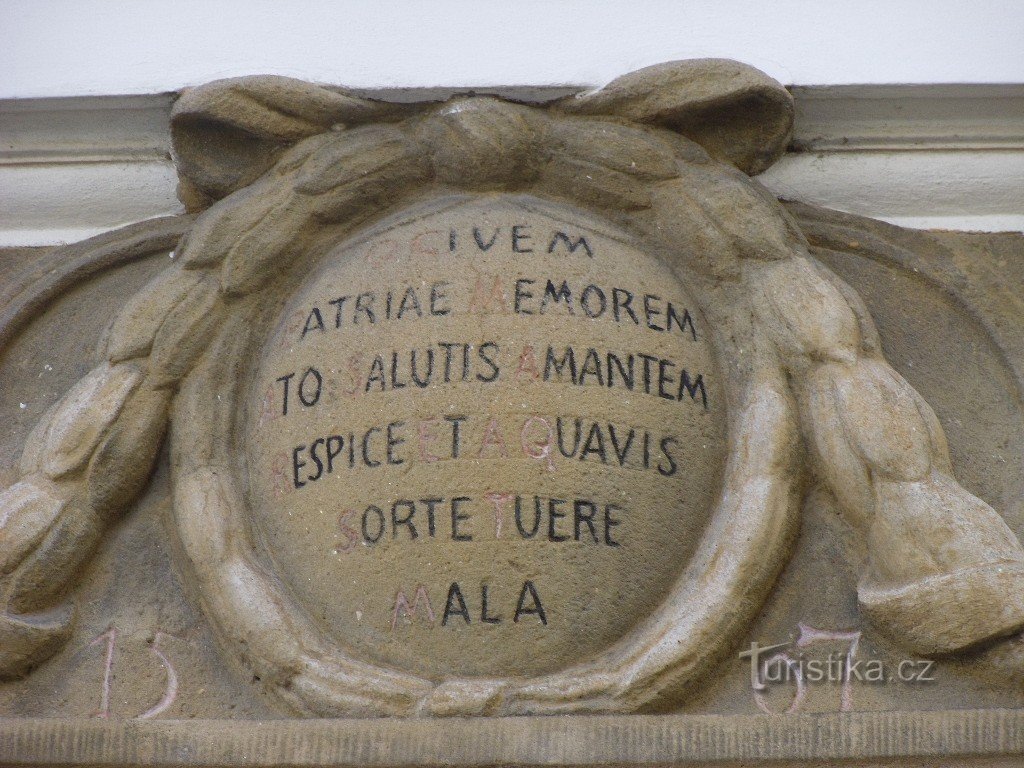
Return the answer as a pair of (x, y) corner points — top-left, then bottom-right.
(4, 61), (1024, 717)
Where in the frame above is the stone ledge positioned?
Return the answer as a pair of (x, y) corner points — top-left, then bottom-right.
(0, 85), (1022, 246)
(1, 710), (1023, 767)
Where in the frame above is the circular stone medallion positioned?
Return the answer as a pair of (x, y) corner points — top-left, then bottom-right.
(245, 195), (727, 678)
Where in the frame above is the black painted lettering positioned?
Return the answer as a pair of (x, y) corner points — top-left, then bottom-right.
(515, 496), (541, 538)
(365, 356), (385, 392)
(573, 500), (598, 542)
(666, 304), (697, 340)
(473, 227), (500, 251)
(298, 367), (322, 407)
(445, 414), (466, 458)
(354, 291), (376, 324)
(607, 352), (634, 389)
(544, 346), (577, 381)
(411, 349), (434, 387)
(276, 373), (295, 416)
(612, 288), (638, 324)
(429, 281), (451, 316)
(637, 353), (658, 394)
(291, 445), (307, 489)
(578, 348), (604, 386)
(326, 435), (344, 472)
(438, 342), (457, 382)
(579, 422), (607, 463)
(391, 500), (418, 540)
(301, 307), (325, 338)
(556, 417), (582, 458)
(604, 505), (622, 547)
(608, 424), (634, 466)
(421, 497), (441, 537)
(514, 279), (535, 314)
(657, 436), (678, 477)
(362, 505), (385, 543)
(541, 280), (575, 315)
(643, 293), (664, 331)
(328, 296), (349, 328)
(480, 584), (501, 624)
(580, 284), (606, 317)
(362, 427), (382, 468)
(308, 438), (325, 481)
(678, 370), (709, 408)
(386, 421), (405, 465)
(476, 342), (500, 382)
(460, 343), (470, 381)
(514, 581), (547, 625)
(389, 351), (407, 390)
(442, 582), (471, 625)
(547, 231), (594, 257)
(511, 224), (533, 253)
(547, 498), (568, 542)
(657, 359), (676, 401)
(451, 496), (472, 541)
(396, 286), (423, 319)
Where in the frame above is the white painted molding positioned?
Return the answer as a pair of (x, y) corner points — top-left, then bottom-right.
(756, 84), (1024, 233)
(787, 84), (1024, 151)
(0, 94), (181, 246)
(1, 85), (1022, 246)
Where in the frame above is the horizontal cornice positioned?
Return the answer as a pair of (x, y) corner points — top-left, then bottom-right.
(1, 85), (1022, 245)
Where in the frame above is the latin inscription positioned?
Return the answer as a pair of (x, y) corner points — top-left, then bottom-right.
(248, 199), (727, 678)
(287, 416), (682, 488)
(265, 224), (706, 627)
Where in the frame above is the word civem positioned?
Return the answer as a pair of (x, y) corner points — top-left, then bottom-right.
(337, 495), (623, 549)
(361, 222), (594, 266)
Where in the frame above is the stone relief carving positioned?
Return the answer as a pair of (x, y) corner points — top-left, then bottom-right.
(2, 60), (1024, 725)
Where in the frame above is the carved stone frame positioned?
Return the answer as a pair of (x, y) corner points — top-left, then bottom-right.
(172, 183), (803, 717)
(6, 62), (1024, 721)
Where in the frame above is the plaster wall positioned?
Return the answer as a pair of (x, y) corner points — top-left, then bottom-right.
(3, 0), (1024, 98)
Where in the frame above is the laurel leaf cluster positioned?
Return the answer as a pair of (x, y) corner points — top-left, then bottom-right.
(40, 363), (143, 479)
(417, 98), (545, 189)
(296, 125), (430, 222)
